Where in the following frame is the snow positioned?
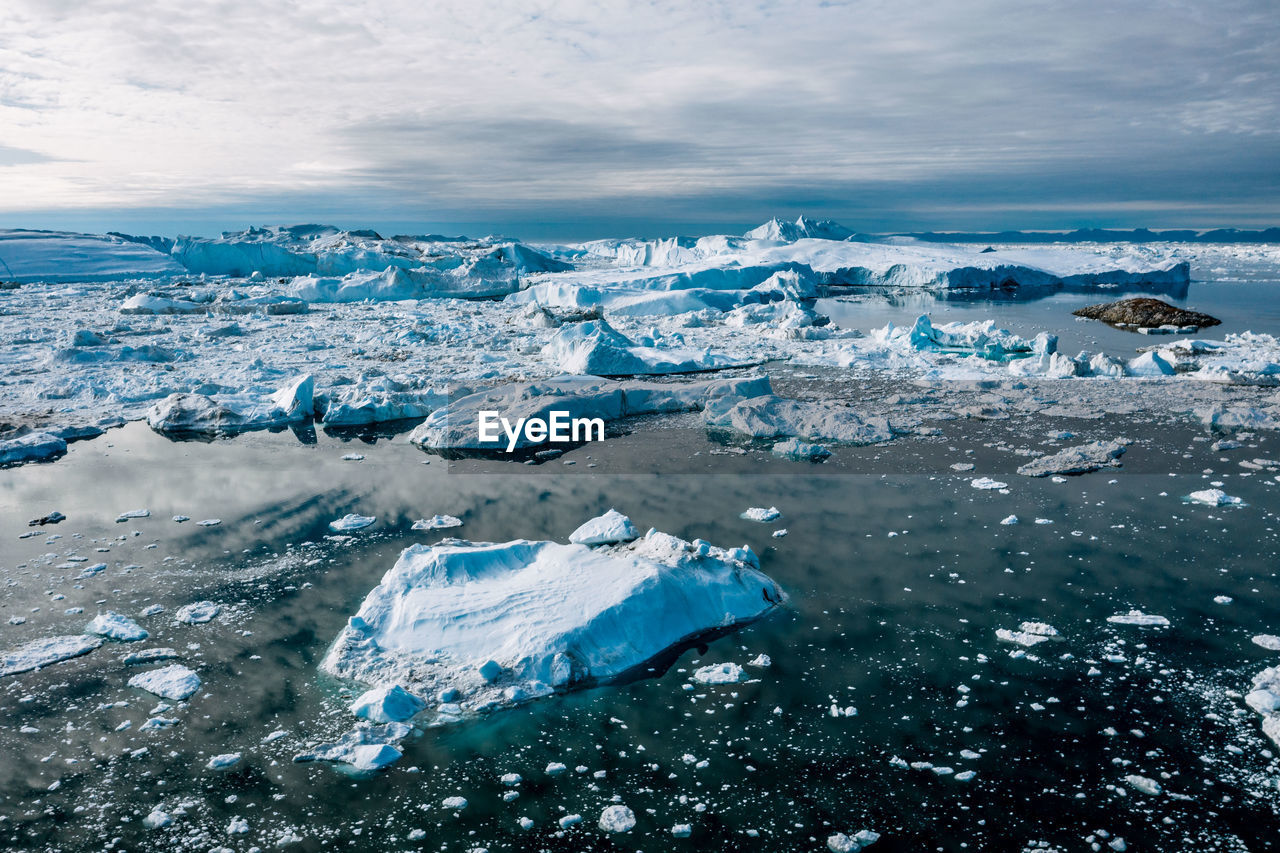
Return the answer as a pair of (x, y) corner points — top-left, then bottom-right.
(330, 513), (376, 532)
(175, 601), (221, 624)
(409, 374), (770, 452)
(0, 634), (103, 677)
(1016, 440), (1128, 477)
(320, 524), (784, 720)
(0, 229), (183, 283)
(598, 805), (636, 833)
(541, 318), (746, 376)
(128, 664), (202, 700)
(350, 685), (427, 723)
(740, 507), (781, 523)
(568, 509), (639, 546)
(85, 612), (149, 642)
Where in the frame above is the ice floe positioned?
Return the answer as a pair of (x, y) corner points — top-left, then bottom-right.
(598, 804), (636, 833)
(704, 393), (893, 445)
(128, 664), (202, 700)
(174, 601), (222, 624)
(1185, 488), (1245, 507)
(292, 721), (410, 771)
(330, 514), (376, 532)
(412, 515), (464, 531)
(740, 507), (782, 523)
(1016, 439), (1128, 477)
(1106, 611), (1170, 627)
(0, 431), (68, 466)
(85, 612), (149, 642)
(320, 523), (783, 721)
(0, 635), (103, 677)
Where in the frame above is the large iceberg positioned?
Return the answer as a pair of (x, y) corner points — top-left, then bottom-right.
(320, 518), (784, 719)
(0, 229), (183, 283)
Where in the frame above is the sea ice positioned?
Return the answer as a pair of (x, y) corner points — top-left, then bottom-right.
(0, 229), (183, 283)
(996, 623), (1061, 647)
(970, 478), (1007, 490)
(0, 635), (103, 677)
(147, 375), (314, 435)
(704, 394), (893, 445)
(174, 601), (221, 624)
(412, 515), (464, 531)
(128, 664), (202, 700)
(330, 514), (376, 532)
(85, 612), (149, 642)
(0, 431), (68, 466)
(1016, 440), (1128, 477)
(598, 805), (636, 833)
(1106, 611), (1170, 627)
(1185, 489), (1244, 507)
(692, 662), (748, 684)
(207, 753), (242, 770)
(771, 438), (831, 461)
(740, 507), (781, 523)
(292, 722), (410, 771)
(320, 524), (784, 720)
(568, 509), (640, 546)
(542, 318), (745, 376)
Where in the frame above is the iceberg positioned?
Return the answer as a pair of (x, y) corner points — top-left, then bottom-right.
(703, 394), (894, 445)
(0, 229), (183, 283)
(541, 318), (747, 376)
(128, 664), (202, 700)
(350, 685), (427, 723)
(316, 378), (450, 426)
(320, 524), (785, 720)
(408, 374), (771, 452)
(85, 612), (149, 642)
(147, 375), (314, 435)
(0, 430), (68, 466)
(293, 721), (411, 770)
(568, 509), (639, 546)
(1016, 440), (1128, 477)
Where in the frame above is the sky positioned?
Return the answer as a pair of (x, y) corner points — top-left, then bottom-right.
(0, 0), (1277, 239)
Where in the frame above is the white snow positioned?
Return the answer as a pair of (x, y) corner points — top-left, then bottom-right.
(128, 664), (202, 700)
(320, 524), (783, 720)
(568, 509), (639, 546)
(85, 612), (149, 642)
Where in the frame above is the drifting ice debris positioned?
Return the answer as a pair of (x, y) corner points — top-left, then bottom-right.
(142, 810), (173, 830)
(175, 601), (221, 624)
(320, 524), (784, 721)
(568, 509), (639, 546)
(996, 622), (1061, 647)
(704, 394), (893, 445)
(121, 648), (179, 665)
(542, 318), (746, 376)
(1, 635), (103, 677)
(1185, 488), (1244, 507)
(442, 796), (469, 810)
(1124, 350), (1176, 377)
(692, 662), (748, 684)
(1073, 298), (1219, 330)
(120, 290), (306, 316)
(899, 314), (1053, 360)
(1124, 774), (1162, 795)
(771, 438), (831, 461)
(115, 508), (150, 522)
(1000, 515), (1019, 525)
(85, 612), (149, 642)
(1253, 635), (1280, 651)
(970, 478), (1007, 490)
(412, 515), (464, 531)
(0, 431), (68, 466)
(1016, 440), (1128, 477)
(128, 664), (202, 700)
(207, 753), (242, 770)
(350, 685), (427, 723)
(28, 511), (66, 526)
(1107, 611), (1170, 627)
(740, 507), (782, 522)
(409, 374), (770, 452)
(147, 375), (314, 435)
(827, 829), (881, 852)
(293, 721), (411, 771)
(330, 514), (376, 532)
(317, 378), (450, 426)
(598, 805), (637, 833)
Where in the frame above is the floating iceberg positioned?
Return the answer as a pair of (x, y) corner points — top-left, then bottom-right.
(541, 318), (747, 376)
(568, 509), (639, 546)
(316, 378), (450, 426)
(85, 612), (149, 642)
(147, 375), (314, 435)
(704, 394), (893, 445)
(0, 431), (67, 466)
(408, 374), (770, 452)
(128, 664), (202, 700)
(293, 721), (410, 770)
(320, 524), (784, 721)
(0, 229), (183, 283)
(1016, 440), (1128, 477)
(350, 685), (427, 723)
(1, 635), (103, 677)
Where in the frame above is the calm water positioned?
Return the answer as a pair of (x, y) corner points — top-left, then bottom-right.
(2, 403), (1279, 851)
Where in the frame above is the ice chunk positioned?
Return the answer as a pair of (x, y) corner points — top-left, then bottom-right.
(320, 525), (784, 720)
(0, 635), (103, 677)
(827, 829), (881, 852)
(598, 804), (636, 833)
(542, 318), (746, 376)
(1185, 489), (1244, 507)
(412, 515), (464, 531)
(1124, 774), (1162, 795)
(128, 664), (202, 700)
(85, 612), (149, 642)
(970, 478), (1007, 490)
(442, 796), (468, 810)
(1124, 351), (1175, 377)
(740, 507), (781, 523)
(996, 622), (1061, 647)
(147, 375), (314, 436)
(904, 314), (1048, 360)
(1253, 635), (1280, 651)
(293, 722), (410, 771)
(207, 753), (242, 770)
(174, 601), (221, 624)
(142, 809), (172, 830)
(1016, 440), (1128, 477)
(692, 662), (748, 684)
(568, 509), (639, 546)
(704, 394), (893, 445)
(771, 438), (831, 461)
(0, 431), (68, 466)
(1106, 611), (1170, 627)
(330, 514), (376, 532)
(350, 685), (427, 723)
(409, 374), (770, 452)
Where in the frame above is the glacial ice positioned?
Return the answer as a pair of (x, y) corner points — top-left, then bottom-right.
(0, 431), (68, 466)
(568, 509), (639, 546)
(1185, 488), (1244, 507)
(1016, 440), (1128, 477)
(147, 376), (314, 435)
(0, 635), (103, 677)
(408, 375), (771, 452)
(412, 515), (464, 531)
(85, 612), (149, 642)
(319, 524), (784, 720)
(350, 685), (427, 723)
(128, 664), (202, 700)
(0, 229), (183, 283)
(598, 805), (636, 833)
(541, 318), (746, 376)
(704, 394), (893, 445)
(293, 722), (410, 771)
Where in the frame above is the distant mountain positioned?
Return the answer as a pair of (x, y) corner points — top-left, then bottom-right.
(894, 227), (1280, 244)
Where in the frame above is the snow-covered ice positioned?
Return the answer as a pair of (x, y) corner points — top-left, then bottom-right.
(128, 664), (202, 700)
(174, 601), (221, 624)
(412, 515), (464, 531)
(1016, 440), (1128, 477)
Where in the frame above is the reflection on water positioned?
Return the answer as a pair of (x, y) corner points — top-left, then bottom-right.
(2, 416), (1279, 851)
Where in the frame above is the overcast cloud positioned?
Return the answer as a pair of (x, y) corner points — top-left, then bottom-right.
(0, 0), (1276, 237)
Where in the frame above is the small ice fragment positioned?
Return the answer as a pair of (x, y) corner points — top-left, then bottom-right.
(1214, 595), (1233, 605)
(175, 601), (221, 624)
(172, 515), (190, 523)
(412, 515), (464, 531)
(128, 664), (201, 700)
(1000, 515), (1019, 525)
(1106, 610), (1170, 627)
(748, 654), (772, 668)
(559, 814), (582, 829)
(970, 478), (1006, 490)
(569, 509), (639, 545)
(115, 509), (150, 523)
(500, 772), (522, 786)
(341, 453), (365, 461)
(142, 810), (171, 829)
(671, 823), (692, 837)
(1185, 488), (1244, 507)
(329, 513), (376, 531)
(740, 506), (781, 522)
(442, 796), (468, 810)
(692, 662), (747, 684)
(85, 612), (149, 642)
(1124, 774), (1162, 795)
(207, 752), (241, 770)
(196, 519), (221, 527)
(518, 817), (534, 830)
(546, 761), (567, 775)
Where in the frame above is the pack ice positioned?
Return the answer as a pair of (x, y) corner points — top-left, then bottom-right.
(320, 512), (785, 720)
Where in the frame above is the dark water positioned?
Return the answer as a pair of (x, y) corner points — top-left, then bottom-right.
(2, 409), (1279, 852)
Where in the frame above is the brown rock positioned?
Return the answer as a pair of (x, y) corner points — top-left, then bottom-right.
(1072, 297), (1220, 329)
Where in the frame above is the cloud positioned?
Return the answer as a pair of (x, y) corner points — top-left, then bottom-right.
(0, 0), (1276, 234)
